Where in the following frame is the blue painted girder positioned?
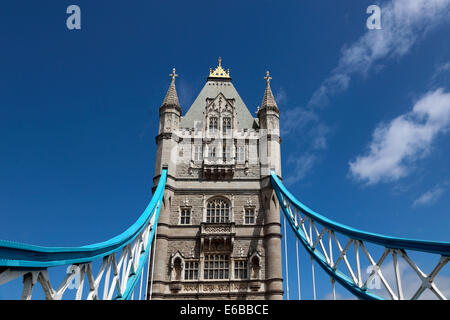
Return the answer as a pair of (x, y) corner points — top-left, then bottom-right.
(0, 170), (167, 269)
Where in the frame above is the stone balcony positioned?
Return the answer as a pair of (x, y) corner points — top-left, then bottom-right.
(200, 222), (235, 252)
(203, 157), (235, 180)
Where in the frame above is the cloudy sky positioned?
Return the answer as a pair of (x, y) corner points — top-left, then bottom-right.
(0, 0), (449, 299)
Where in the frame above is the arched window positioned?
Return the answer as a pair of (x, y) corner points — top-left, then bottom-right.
(208, 146), (216, 159)
(223, 145), (232, 162)
(209, 117), (218, 132)
(193, 145), (202, 161)
(206, 198), (230, 223)
(236, 145), (245, 162)
(222, 117), (232, 134)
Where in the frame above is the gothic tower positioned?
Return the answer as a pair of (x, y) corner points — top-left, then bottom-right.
(150, 58), (283, 300)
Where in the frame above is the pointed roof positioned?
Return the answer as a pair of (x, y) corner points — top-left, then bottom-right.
(161, 68), (181, 111)
(180, 80), (255, 129)
(180, 58), (256, 129)
(260, 71), (279, 111)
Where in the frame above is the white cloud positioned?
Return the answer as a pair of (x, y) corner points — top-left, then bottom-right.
(284, 153), (316, 186)
(432, 61), (450, 81)
(413, 186), (445, 207)
(436, 62), (450, 74)
(281, 106), (331, 149)
(281, 106), (318, 136)
(280, 107), (329, 185)
(308, 0), (450, 108)
(275, 87), (288, 106)
(282, 0), (450, 184)
(349, 88), (450, 185)
(311, 123), (330, 150)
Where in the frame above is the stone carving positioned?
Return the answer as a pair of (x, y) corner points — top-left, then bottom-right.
(202, 284), (216, 292)
(183, 284), (198, 292)
(232, 283), (248, 291)
(204, 225), (231, 233)
(201, 284), (230, 292)
(217, 284), (229, 291)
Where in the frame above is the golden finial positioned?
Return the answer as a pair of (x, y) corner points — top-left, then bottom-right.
(208, 57), (231, 79)
(170, 68), (178, 81)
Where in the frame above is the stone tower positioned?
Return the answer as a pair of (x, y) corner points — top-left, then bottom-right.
(150, 58), (283, 299)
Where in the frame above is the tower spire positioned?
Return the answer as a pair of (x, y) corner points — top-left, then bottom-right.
(260, 70), (278, 111)
(161, 67), (181, 110)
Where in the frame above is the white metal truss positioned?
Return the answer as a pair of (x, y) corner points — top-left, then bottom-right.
(280, 194), (450, 300)
(0, 205), (158, 300)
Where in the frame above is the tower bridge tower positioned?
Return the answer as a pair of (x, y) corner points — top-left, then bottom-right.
(150, 58), (283, 300)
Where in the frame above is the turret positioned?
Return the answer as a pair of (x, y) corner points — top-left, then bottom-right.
(159, 68), (181, 134)
(257, 71), (280, 130)
(155, 68), (182, 178)
(151, 68), (181, 298)
(257, 71), (281, 177)
(256, 71), (283, 299)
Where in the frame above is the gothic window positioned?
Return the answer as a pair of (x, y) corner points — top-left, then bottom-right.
(184, 261), (199, 280)
(208, 146), (217, 159)
(236, 145), (245, 162)
(222, 117), (232, 134)
(180, 208), (191, 225)
(204, 254), (229, 280)
(206, 198), (230, 223)
(209, 117), (218, 132)
(194, 145), (202, 161)
(223, 145), (232, 162)
(234, 260), (248, 279)
(244, 208), (255, 225)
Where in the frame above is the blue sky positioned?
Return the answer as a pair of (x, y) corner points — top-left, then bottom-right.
(1, 0), (450, 299)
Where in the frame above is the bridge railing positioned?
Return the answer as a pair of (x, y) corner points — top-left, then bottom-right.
(0, 170), (167, 300)
(271, 171), (450, 300)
